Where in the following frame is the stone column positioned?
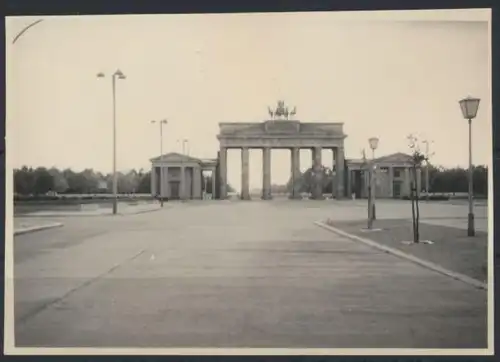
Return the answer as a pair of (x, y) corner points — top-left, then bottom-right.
(188, 168), (195, 199)
(180, 166), (186, 200)
(193, 167), (202, 199)
(219, 147), (228, 199)
(163, 166), (170, 198)
(290, 147), (301, 199)
(262, 147), (272, 200)
(388, 166), (394, 198)
(241, 147), (250, 200)
(346, 169), (352, 199)
(331, 150), (337, 199)
(404, 167), (410, 196)
(336, 147), (345, 199)
(210, 166), (217, 198)
(311, 146), (323, 200)
(151, 166), (156, 196)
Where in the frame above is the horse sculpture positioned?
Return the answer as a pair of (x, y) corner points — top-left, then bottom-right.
(268, 100), (297, 120)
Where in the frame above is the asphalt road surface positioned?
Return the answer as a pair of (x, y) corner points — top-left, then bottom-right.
(13, 200), (488, 349)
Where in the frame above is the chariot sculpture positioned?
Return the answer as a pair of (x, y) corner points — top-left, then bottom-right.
(268, 100), (296, 120)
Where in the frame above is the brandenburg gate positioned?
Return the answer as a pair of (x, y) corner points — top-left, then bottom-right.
(216, 101), (347, 200)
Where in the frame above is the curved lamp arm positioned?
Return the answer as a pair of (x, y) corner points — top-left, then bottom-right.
(12, 19), (44, 44)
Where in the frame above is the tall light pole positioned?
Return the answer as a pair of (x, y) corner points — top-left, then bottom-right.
(459, 96), (481, 237)
(368, 137), (379, 220)
(177, 138), (189, 201)
(97, 69), (126, 215)
(362, 148), (373, 229)
(177, 139), (190, 156)
(421, 139), (434, 200)
(151, 119), (168, 207)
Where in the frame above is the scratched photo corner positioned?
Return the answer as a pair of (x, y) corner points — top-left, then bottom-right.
(5, 7), (493, 355)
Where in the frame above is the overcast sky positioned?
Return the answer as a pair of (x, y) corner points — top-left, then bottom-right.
(6, 9), (491, 190)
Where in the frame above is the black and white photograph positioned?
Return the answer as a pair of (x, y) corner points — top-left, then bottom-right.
(5, 8), (493, 355)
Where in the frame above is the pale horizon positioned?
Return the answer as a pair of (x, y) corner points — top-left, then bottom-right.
(6, 9), (491, 191)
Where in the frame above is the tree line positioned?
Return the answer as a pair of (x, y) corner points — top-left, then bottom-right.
(14, 167), (156, 196)
(13, 166), (230, 196)
(283, 164), (488, 196)
(13, 163), (487, 197)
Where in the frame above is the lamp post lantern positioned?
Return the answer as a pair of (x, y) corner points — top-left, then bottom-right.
(459, 96), (481, 237)
(152, 119), (168, 207)
(97, 69), (126, 215)
(368, 137), (379, 220)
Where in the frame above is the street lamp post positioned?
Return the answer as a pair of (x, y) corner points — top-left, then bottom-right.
(422, 139), (434, 200)
(177, 139), (189, 155)
(459, 96), (481, 237)
(177, 138), (189, 201)
(97, 70), (126, 215)
(152, 119), (168, 207)
(368, 137), (379, 220)
(361, 149), (373, 229)
(12, 19), (45, 44)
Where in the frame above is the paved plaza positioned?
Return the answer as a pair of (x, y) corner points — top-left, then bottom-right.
(12, 199), (488, 349)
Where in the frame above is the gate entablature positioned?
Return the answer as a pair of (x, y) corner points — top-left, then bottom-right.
(217, 120), (347, 149)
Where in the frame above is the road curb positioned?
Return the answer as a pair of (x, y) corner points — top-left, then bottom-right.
(14, 222), (64, 236)
(119, 207), (162, 216)
(16, 207), (162, 218)
(16, 213), (103, 218)
(314, 220), (487, 291)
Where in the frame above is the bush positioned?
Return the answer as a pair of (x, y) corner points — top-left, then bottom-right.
(14, 193), (155, 204)
(14, 194), (59, 202)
